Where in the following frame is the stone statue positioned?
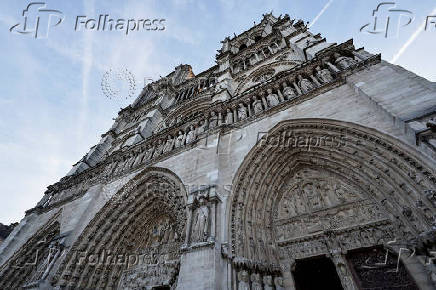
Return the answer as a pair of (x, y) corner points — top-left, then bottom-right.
(334, 52), (357, 70)
(266, 88), (280, 107)
(163, 136), (174, 153)
(238, 103), (248, 120)
(153, 140), (164, 157)
(274, 276), (285, 290)
(175, 131), (185, 148)
(192, 197), (209, 242)
(225, 109), (233, 125)
(237, 270), (250, 290)
(185, 125), (196, 144)
(263, 275), (274, 290)
(145, 145), (154, 160)
(253, 98), (263, 114)
(251, 273), (263, 290)
(298, 75), (314, 93)
(315, 66), (333, 83)
(209, 112), (218, 129)
(282, 82), (296, 100)
(197, 120), (207, 134)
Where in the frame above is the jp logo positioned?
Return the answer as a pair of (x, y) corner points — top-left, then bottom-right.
(360, 2), (414, 38)
(10, 2), (64, 39)
(101, 67), (137, 102)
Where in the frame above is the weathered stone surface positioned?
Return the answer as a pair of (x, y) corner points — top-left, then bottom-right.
(1, 12), (435, 290)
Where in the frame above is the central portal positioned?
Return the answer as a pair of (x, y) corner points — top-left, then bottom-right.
(293, 256), (343, 290)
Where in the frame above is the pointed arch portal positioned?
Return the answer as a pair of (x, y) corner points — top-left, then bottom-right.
(54, 168), (187, 289)
(229, 119), (435, 289)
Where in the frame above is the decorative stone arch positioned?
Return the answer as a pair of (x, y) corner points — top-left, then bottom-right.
(228, 118), (436, 289)
(0, 210), (62, 289)
(53, 167), (188, 289)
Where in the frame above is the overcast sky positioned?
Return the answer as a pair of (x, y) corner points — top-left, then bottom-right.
(0, 0), (435, 224)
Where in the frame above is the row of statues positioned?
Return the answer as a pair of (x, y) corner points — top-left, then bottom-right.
(111, 55), (359, 173)
(237, 270), (285, 290)
(233, 41), (281, 74)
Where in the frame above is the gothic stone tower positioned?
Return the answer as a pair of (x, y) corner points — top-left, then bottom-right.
(1, 13), (436, 290)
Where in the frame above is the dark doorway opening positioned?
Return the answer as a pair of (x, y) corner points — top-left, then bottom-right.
(293, 255), (343, 290)
(152, 286), (170, 290)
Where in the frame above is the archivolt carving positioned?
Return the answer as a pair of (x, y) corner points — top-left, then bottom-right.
(229, 118), (435, 275)
(53, 168), (187, 289)
(0, 211), (62, 289)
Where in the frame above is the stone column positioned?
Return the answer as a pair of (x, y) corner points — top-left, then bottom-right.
(330, 252), (358, 290)
(326, 61), (340, 73)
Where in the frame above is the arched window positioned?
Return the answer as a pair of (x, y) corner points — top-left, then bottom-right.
(239, 43), (247, 51)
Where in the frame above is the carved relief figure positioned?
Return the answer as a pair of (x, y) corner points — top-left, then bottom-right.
(163, 136), (174, 153)
(209, 111), (218, 129)
(334, 52), (357, 69)
(274, 276), (285, 290)
(253, 98), (264, 114)
(238, 103), (248, 120)
(315, 66), (333, 83)
(192, 197), (209, 243)
(251, 273), (263, 290)
(225, 108), (233, 125)
(264, 275), (274, 290)
(185, 125), (196, 144)
(238, 270), (250, 290)
(297, 75), (314, 93)
(282, 82), (296, 100)
(175, 131), (185, 148)
(197, 120), (207, 135)
(153, 139), (164, 157)
(266, 88), (280, 107)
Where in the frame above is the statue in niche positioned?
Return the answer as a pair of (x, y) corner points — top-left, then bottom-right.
(297, 75), (314, 93)
(253, 98), (264, 114)
(153, 139), (164, 158)
(225, 108), (233, 125)
(315, 65), (334, 83)
(238, 103), (248, 120)
(266, 88), (280, 107)
(163, 136), (174, 153)
(263, 275), (274, 290)
(192, 196), (209, 243)
(175, 131), (185, 148)
(185, 125), (196, 144)
(209, 111), (218, 128)
(251, 273), (263, 290)
(282, 82), (296, 100)
(197, 120), (207, 134)
(274, 277), (285, 290)
(238, 270), (250, 290)
(334, 52), (357, 69)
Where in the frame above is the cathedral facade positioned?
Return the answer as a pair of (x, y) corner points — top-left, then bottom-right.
(1, 13), (436, 289)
